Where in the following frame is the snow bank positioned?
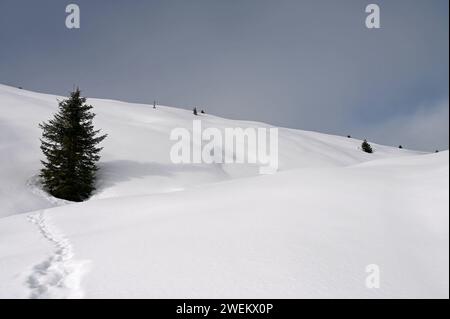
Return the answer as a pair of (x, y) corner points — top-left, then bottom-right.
(0, 84), (420, 217)
(0, 85), (447, 298)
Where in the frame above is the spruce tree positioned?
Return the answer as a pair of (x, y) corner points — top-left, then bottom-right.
(361, 139), (373, 153)
(39, 89), (107, 202)
(193, 107), (198, 115)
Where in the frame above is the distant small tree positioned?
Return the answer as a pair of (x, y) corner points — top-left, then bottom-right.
(193, 107), (198, 116)
(39, 88), (107, 202)
(153, 101), (156, 109)
(201, 109), (205, 114)
(398, 145), (403, 149)
(361, 139), (373, 153)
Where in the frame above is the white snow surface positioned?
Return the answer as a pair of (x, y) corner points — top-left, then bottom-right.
(0, 84), (448, 298)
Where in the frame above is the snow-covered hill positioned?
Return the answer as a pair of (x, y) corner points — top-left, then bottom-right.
(0, 84), (448, 298)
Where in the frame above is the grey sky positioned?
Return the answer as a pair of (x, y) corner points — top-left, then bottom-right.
(0, 0), (448, 151)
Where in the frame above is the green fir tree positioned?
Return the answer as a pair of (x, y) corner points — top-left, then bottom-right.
(361, 139), (373, 154)
(39, 89), (107, 201)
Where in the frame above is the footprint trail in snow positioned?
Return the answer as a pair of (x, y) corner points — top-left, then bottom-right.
(26, 210), (89, 299)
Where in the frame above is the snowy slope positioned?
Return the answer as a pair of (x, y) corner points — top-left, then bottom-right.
(0, 84), (448, 298)
(0, 84), (421, 217)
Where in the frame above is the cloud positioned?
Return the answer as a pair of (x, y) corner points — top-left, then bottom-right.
(0, 0), (448, 153)
(361, 99), (449, 152)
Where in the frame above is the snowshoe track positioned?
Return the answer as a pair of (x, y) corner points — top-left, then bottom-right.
(26, 210), (89, 299)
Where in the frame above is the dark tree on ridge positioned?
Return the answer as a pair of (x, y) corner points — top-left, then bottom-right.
(361, 139), (373, 154)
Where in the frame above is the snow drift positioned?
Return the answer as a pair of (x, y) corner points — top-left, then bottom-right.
(0, 84), (448, 298)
